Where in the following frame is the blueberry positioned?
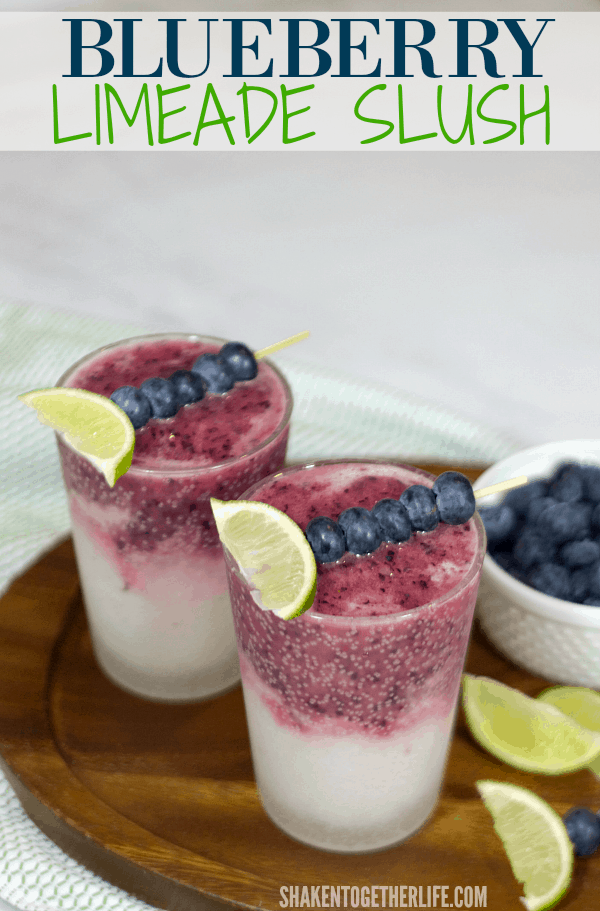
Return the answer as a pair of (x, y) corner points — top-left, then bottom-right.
(563, 807), (600, 856)
(527, 496), (557, 524)
(305, 517), (346, 564)
(491, 552), (528, 584)
(572, 567), (593, 603)
(506, 564), (529, 584)
(191, 353), (235, 394)
(110, 385), (152, 430)
(338, 507), (383, 556)
(573, 502), (593, 537)
(583, 596), (600, 606)
(483, 461), (600, 606)
(219, 342), (258, 381)
(433, 471), (476, 525)
(168, 369), (207, 407)
(536, 501), (592, 544)
(371, 499), (411, 543)
(549, 463), (585, 503)
(504, 479), (549, 517)
(513, 528), (556, 570)
(491, 551), (512, 571)
(528, 562), (572, 600)
(139, 377), (179, 419)
(399, 485), (439, 532)
(559, 539), (600, 568)
(478, 504), (517, 545)
(581, 465), (600, 503)
(586, 561), (600, 598)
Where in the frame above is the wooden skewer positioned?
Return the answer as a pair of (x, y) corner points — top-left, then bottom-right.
(255, 331), (310, 360)
(474, 475), (529, 500)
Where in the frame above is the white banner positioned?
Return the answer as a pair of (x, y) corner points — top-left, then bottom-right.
(0, 11), (597, 150)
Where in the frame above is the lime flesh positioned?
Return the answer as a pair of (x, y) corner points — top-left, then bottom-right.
(211, 498), (317, 620)
(463, 674), (600, 774)
(477, 780), (573, 911)
(537, 686), (600, 778)
(19, 387), (135, 487)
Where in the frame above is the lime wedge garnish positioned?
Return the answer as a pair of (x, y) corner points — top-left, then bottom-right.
(463, 674), (600, 774)
(477, 780), (573, 911)
(537, 686), (600, 778)
(211, 498), (317, 620)
(19, 387), (135, 487)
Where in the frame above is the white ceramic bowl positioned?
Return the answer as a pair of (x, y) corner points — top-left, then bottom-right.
(473, 440), (600, 688)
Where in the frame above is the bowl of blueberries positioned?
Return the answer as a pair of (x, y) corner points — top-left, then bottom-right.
(473, 440), (600, 688)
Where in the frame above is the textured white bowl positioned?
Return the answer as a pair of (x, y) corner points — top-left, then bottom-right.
(473, 440), (600, 687)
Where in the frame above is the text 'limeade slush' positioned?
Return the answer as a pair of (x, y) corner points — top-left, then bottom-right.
(224, 461), (485, 853)
(57, 334), (292, 702)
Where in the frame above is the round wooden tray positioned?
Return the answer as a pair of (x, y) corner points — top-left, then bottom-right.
(1, 464), (598, 911)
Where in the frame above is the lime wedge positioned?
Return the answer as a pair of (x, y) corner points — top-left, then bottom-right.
(211, 498), (317, 620)
(19, 387), (135, 487)
(477, 780), (573, 911)
(463, 674), (600, 774)
(537, 686), (600, 778)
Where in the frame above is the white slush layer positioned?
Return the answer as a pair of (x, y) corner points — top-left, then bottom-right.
(71, 521), (240, 702)
(242, 676), (454, 853)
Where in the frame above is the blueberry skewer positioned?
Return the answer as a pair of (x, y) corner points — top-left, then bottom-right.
(305, 473), (529, 563)
(110, 330), (309, 429)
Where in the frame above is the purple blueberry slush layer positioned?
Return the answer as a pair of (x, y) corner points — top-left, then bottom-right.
(257, 466), (478, 617)
(227, 462), (483, 737)
(67, 339), (289, 469)
(59, 337), (290, 564)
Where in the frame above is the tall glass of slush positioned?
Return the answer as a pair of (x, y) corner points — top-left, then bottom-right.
(57, 334), (292, 703)
(224, 460), (485, 853)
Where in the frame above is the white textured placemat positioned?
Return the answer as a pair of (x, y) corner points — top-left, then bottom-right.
(0, 777), (156, 911)
(0, 299), (518, 911)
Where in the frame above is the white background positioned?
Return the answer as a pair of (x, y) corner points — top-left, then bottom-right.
(1, 150), (599, 449)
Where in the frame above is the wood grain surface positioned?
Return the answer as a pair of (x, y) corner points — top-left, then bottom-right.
(1, 463), (599, 911)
